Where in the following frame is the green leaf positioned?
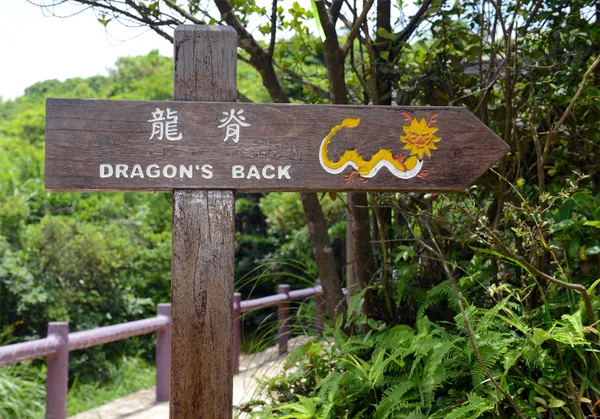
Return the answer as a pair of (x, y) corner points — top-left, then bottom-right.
(584, 246), (600, 256)
(335, 313), (343, 331)
(550, 219), (575, 234)
(377, 27), (396, 41)
(559, 199), (574, 220)
(567, 236), (581, 258)
(426, 6), (441, 16)
(367, 318), (378, 329)
(587, 278), (600, 294)
(258, 24), (271, 35)
(587, 87), (600, 98)
(583, 220), (600, 228)
(97, 13), (111, 27)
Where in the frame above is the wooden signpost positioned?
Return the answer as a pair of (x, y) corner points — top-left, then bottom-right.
(44, 25), (508, 419)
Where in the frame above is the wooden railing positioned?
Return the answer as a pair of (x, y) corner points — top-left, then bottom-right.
(233, 283), (324, 372)
(0, 284), (324, 419)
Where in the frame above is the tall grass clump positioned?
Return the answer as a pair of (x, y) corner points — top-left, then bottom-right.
(0, 362), (46, 418)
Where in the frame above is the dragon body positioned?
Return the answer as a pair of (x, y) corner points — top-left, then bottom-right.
(319, 117), (423, 181)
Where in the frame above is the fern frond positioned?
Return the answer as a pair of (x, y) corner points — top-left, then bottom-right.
(373, 381), (416, 419)
(274, 395), (318, 419)
(438, 394), (494, 419)
(416, 280), (456, 318)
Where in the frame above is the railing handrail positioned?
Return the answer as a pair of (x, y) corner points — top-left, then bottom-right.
(0, 316), (169, 366)
(0, 284), (325, 419)
(1, 285), (322, 367)
(236, 285), (322, 312)
(0, 334), (61, 367)
(69, 315), (169, 351)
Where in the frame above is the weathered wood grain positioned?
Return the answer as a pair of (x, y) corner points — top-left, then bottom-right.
(171, 190), (235, 418)
(170, 25), (236, 419)
(45, 100), (509, 193)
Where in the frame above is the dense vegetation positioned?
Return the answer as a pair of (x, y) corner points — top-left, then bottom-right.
(2, 0), (600, 417)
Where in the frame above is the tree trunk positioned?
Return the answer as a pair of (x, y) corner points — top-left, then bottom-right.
(348, 192), (387, 321)
(300, 193), (347, 322)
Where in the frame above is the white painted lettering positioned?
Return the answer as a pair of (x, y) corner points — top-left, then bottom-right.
(163, 164), (177, 178)
(201, 164), (213, 179)
(180, 165), (193, 179)
(262, 165), (275, 179)
(278, 165), (291, 179)
(116, 164), (129, 178)
(130, 164), (144, 178)
(247, 165), (260, 180)
(98, 163), (222, 180)
(147, 164), (160, 178)
(100, 164), (113, 178)
(232, 165), (245, 178)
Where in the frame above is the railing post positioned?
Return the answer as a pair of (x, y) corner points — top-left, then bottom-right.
(46, 322), (68, 419)
(277, 284), (290, 355)
(314, 280), (324, 333)
(233, 293), (242, 374)
(156, 303), (171, 402)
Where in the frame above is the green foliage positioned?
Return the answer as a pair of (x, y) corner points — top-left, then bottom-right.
(259, 193), (346, 272)
(245, 285), (598, 418)
(107, 50), (173, 100)
(243, 176), (600, 417)
(0, 361), (46, 419)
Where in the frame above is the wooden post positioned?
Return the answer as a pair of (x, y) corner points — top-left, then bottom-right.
(46, 322), (69, 419)
(233, 292), (242, 374)
(277, 284), (290, 355)
(170, 25), (236, 419)
(155, 303), (171, 402)
(314, 280), (325, 333)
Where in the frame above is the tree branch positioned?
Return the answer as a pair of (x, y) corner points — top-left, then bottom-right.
(314, 0), (347, 104)
(164, 0), (206, 25)
(267, 0), (278, 60)
(236, 91), (253, 103)
(276, 65), (330, 100)
(213, 0), (289, 103)
(518, 0), (543, 36)
(35, 0), (177, 42)
(396, 0), (434, 44)
(341, 0), (375, 58)
(542, 54), (600, 164)
(330, 0), (345, 23)
(315, 0), (340, 44)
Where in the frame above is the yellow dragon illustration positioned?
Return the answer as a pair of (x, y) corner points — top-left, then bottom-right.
(319, 112), (441, 183)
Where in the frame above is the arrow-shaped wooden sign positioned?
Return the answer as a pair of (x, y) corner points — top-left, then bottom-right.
(45, 99), (508, 193)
